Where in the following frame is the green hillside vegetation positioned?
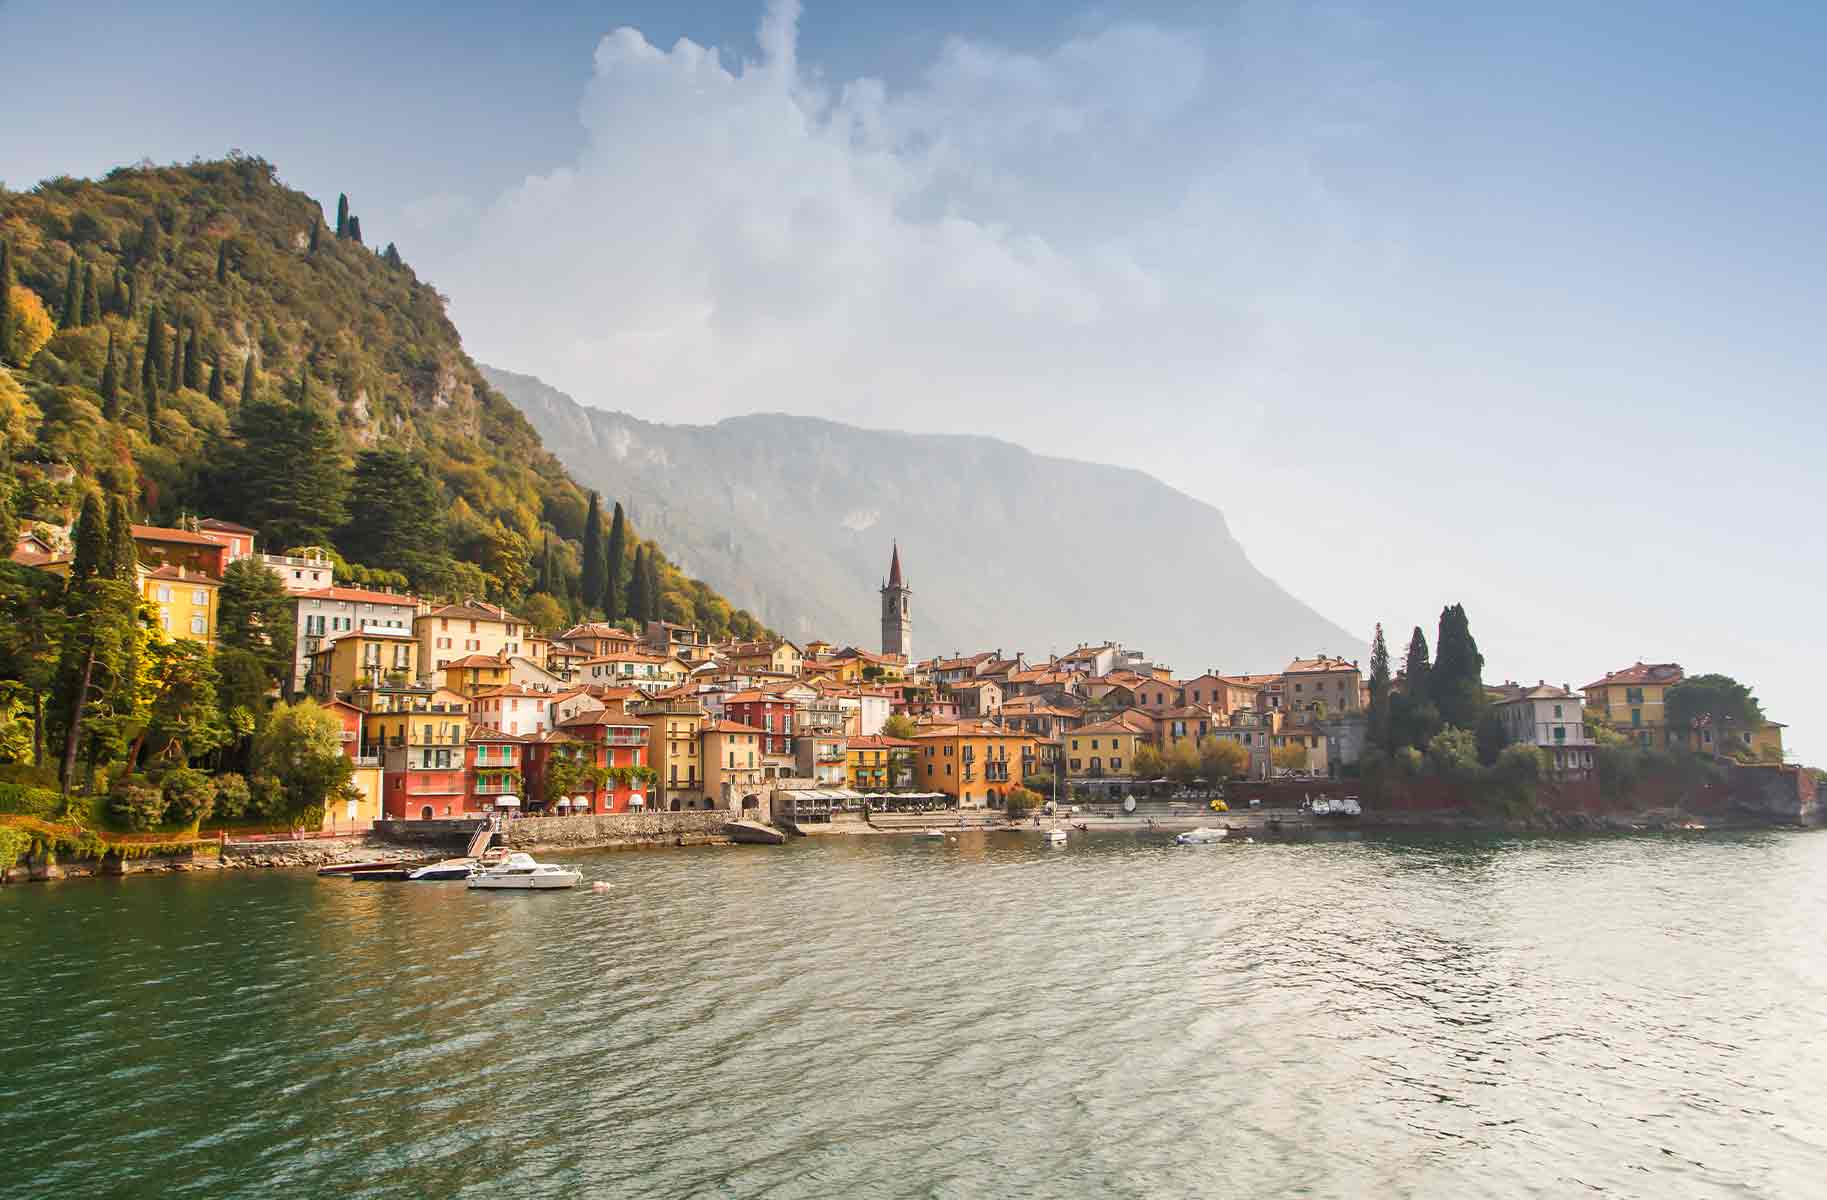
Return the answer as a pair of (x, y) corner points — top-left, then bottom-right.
(0, 155), (765, 639)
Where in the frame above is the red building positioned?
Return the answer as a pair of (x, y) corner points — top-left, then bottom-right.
(130, 524), (231, 578)
(382, 759), (468, 821)
(526, 712), (652, 813)
(722, 691), (797, 759)
(466, 727), (528, 816)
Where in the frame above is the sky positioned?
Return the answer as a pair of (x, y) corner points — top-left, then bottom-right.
(4, 0), (1824, 761)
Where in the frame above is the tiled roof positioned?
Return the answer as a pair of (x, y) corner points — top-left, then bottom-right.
(704, 719), (766, 734)
(131, 523), (226, 547)
(848, 735), (920, 749)
(1284, 656), (1360, 674)
(297, 586), (418, 606)
(1583, 662), (1683, 690)
(1071, 719), (1147, 736)
(467, 725), (532, 741)
(444, 653), (511, 669)
(195, 518), (257, 534)
(425, 600), (526, 623)
(141, 563), (220, 582)
(557, 711), (649, 729)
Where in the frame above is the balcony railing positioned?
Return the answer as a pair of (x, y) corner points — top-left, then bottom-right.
(604, 732), (649, 747)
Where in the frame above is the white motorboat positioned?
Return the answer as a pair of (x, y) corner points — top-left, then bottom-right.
(1311, 798), (1332, 817)
(406, 858), (476, 881)
(1338, 797), (1362, 817)
(1174, 826), (1228, 845)
(465, 852), (582, 891)
(917, 829), (948, 841)
(1043, 828), (1068, 844)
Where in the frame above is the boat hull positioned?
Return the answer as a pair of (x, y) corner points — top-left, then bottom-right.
(466, 871), (582, 890)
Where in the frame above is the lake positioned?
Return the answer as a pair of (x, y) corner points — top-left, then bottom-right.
(3, 828), (1825, 1198)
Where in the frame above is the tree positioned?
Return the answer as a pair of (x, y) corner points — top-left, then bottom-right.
(308, 221), (321, 254)
(881, 713), (918, 740)
(0, 238), (11, 362)
(1164, 738), (1201, 784)
(604, 501), (627, 618)
(256, 699), (353, 819)
(644, 548), (662, 620)
(217, 558), (296, 686)
(143, 371), (160, 442)
(53, 496), (143, 797)
(521, 592), (565, 635)
(1425, 725), (1480, 778)
(1131, 742), (1165, 779)
(104, 495), (138, 582)
(580, 493), (605, 614)
(4, 285), (53, 366)
(209, 399), (349, 548)
(544, 755), (607, 807)
(1366, 623), (1392, 752)
(0, 563), (68, 768)
(335, 449), (446, 588)
(165, 323), (181, 392)
(240, 350), (256, 407)
(136, 640), (228, 766)
(216, 239), (230, 283)
(1272, 742), (1310, 773)
(99, 330), (120, 419)
(346, 215), (363, 245)
(160, 766), (217, 827)
(1401, 626), (1431, 699)
(182, 327), (201, 390)
(382, 242), (403, 267)
(142, 303), (164, 387)
(80, 264), (100, 326)
(1665, 674), (1763, 756)
(1004, 785), (1042, 818)
(208, 351), (225, 405)
(1199, 737), (1248, 782)
(336, 193), (349, 238)
(1432, 604), (1485, 731)
(59, 257), (81, 329)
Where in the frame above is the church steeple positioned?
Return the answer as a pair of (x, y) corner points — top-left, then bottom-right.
(880, 541), (911, 661)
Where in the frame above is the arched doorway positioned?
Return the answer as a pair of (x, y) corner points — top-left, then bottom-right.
(419, 805), (433, 820)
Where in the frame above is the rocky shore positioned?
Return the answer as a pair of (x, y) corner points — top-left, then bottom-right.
(1, 838), (437, 884)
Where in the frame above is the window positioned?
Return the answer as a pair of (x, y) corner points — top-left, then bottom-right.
(1553, 704), (1564, 719)
(1111, 757), (1122, 770)
(193, 589), (208, 606)
(1631, 708), (1643, 727)
(157, 586), (173, 603)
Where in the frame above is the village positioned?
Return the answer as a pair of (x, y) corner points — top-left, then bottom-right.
(10, 519), (1799, 838)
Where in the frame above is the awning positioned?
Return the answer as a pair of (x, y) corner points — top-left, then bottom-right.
(494, 797), (521, 807)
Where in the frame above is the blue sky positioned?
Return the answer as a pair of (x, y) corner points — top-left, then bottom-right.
(5, 1), (1824, 760)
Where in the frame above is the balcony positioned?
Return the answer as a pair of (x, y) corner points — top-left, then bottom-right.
(604, 732), (650, 747)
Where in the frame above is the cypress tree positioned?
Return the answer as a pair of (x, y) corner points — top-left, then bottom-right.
(208, 351), (225, 405)
(182, 327), (201, 390)
(1402, 627), (1431, 699)
(580, 493), (605, 613)
(1432, 604), (1485, 731)
(0, 238), (13, 363)
(347, 216), (363, 245)
(240, 351), (257, 407)
(1367, 624), (1392, 752)
(646, 549), (662, 622)
(604, 501), (627, 618)
(69, 494), (107, 585)
(336, 194), (349, 238)
(625, 547), (645, 623)
(216, 239), (229, 284)
(138, 215), (161, 266)
(293, 368), (309, 404)
(60, 257), (81, 329)
(142, 304), (163, 387)
(100, 331), (120, 419)
(382, 242), (402, 267)
(144, 372), (160, 443)
(80, 265), (100, 325)
(309, 220), (321, 254)
(166, 325), (181, 391)
(105, 496), (138, 581)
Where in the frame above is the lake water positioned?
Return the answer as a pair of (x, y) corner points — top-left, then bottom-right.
(3, 829), (1825, 1198)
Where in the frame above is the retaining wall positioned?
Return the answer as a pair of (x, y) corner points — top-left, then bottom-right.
(371, 819), (486, 848)
(499, 810), (734, 851)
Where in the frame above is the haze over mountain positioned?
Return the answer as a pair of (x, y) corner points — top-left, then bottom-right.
(486, 365), (1359, 672)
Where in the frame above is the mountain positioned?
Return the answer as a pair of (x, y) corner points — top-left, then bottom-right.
(485, 366), (1362, 673)
(0, 156), (759, 638)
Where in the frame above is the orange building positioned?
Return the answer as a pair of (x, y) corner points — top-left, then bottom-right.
(912, 721), (1040, 809)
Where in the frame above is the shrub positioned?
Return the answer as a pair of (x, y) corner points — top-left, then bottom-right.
(0, 781), (62, 818)
(249, 774), (288, 819)
(213, 773), (252, 819)
(1424, 726), (1480, 778)
(160, 767), (217, 827)
(109, 777), (167, 831)
(1005, 786), (1042, 818)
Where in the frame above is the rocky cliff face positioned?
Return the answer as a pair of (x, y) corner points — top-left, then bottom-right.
(485, 366), (1360, 673)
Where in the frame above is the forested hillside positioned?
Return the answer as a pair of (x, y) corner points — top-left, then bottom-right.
(0, 155), (764, 638)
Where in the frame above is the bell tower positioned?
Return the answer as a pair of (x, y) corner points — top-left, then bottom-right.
(880, 542), (911, 660)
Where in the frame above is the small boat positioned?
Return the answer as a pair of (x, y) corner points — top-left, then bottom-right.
(1311, 798), (1332, 817)
(346, 868), (412, 881)
(317, 860), (403, 877)
(1071, 822), (1089, 832)
(1337, 797), (1362, 817)
(917, 829), (947, 841)
(1174, 826), (1228, 845)
(406, 858), (476, 882)
(465, 852), (582, 891)
(1043, 828), (1068, 844)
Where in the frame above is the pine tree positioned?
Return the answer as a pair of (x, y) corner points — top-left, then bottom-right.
(100, 331), (120, 419)
(580, 493), (605, 613)
(1402, 627), (1431, 699)
(69, 494), (107, 585)
(336, 194), (349, 238)
(1367, 624), (1392, 752)
(347, 216), (363, 245)
(59, 257), (81, 329)
(240, 350), (257, 406)
(207, 399), (350, 548)
(208, 351), (225, 405)
(216, 239), (229, 284)
(80, 264), (100, 325)
(166, 325), (181, 391)
(105, 496), (138, 581)
(182, 327), (201, 390)
(142, 304), (163, 387)
(144, 372), (160, 443)
(336, 449), (446, 590)
(604, 501), (627, 618)
(0, 238), (12, 363)
(109, 267), (127, 316)
(1431, 604), (1485, 731)
(382, 242), (402, 267)
(645, 548), (662, 622)
(625, 547), (645, 623)
(293, 367), (309, 404)
(137, 214), (161, 266)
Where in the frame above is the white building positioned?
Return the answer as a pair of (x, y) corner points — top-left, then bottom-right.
(287, 586), (419, 697)
(1494, 684), (1596, 773)
(262, 547), (337, 593)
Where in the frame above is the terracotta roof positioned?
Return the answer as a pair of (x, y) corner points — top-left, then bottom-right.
(848, 735), (920, 749)
(912, 721), (1035, 740)
(142, 564), (220, 583)
(721, 690), (793, 705)
(297, 586), (418, 606)
(467, 725), (531, 742)
(444, 653), (512, 669)
(1583, 662), (1683, 690)
(1071, 719), (1147, 737)
(425, 600), (526, 623)
(1493, 685), (1582, 704)
(317, 625), (412, 646)
(1284, 657), (1360, 675)
(471, 685), (549, 699)
(929, 652), (994, 671)
(131, 523), (226, 547)
(580, 651), (678, 665)
(704, 719), (765, 735)
(557, 711), (649, 730)
(195, 518), (257, 534)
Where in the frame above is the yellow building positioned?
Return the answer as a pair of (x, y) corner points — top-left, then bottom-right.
(306, 628), (418, 699)
(701, 720), (767, 813)
(1064, 719), (1147, 779)
(846, 735), (917, 791)
(140, 564), (219, 645)
(1691, 718), (1786, 762)
(828, 648), (907, 685)
(1269, 724), (1330, 775)
(358, 686), (471, 765)
(442, 653), (513, 697)
(1278, 656), (1364, 716)
(721, 639), (803, 676)
(913, 721), (1039, 808)
(631, 698), (707, 809)
(416, 601), (534, 675)
(321, 764), (385, 833)
(1583, 662), (1685, 748)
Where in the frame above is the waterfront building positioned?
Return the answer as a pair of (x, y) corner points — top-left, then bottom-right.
(304, 626), (417, 698)
(701, 719), (768, 814)
(1279, 656), (1365, 717)
(912, 722), (1039, 808)
(846, 735), (918, 791)
(1494, 683), (1597, 773)
(466, 728), (527, 815)
(287, 586), (418, 697)
(880, 542), (912, 661)
(470, 684), (554, 738)
(321, 698), (384, 832)
(362, 686), (471, 821)
(723, 691), (798, 778)
(796, 728), (850, 788)
(631, 696), (708, 809)
(1583, 662), (1684, 748)
(1065, 719), (1148, 781)
(545, 711), (653, 812)
(441, 652), (514, 697)
(415, 601), (533, 676)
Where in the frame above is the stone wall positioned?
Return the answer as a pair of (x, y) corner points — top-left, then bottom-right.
(500, 810), (734, 851)
(371, 819), (486, 848)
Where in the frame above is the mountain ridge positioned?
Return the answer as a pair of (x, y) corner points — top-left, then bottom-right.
(484, 364), (1362, 672)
